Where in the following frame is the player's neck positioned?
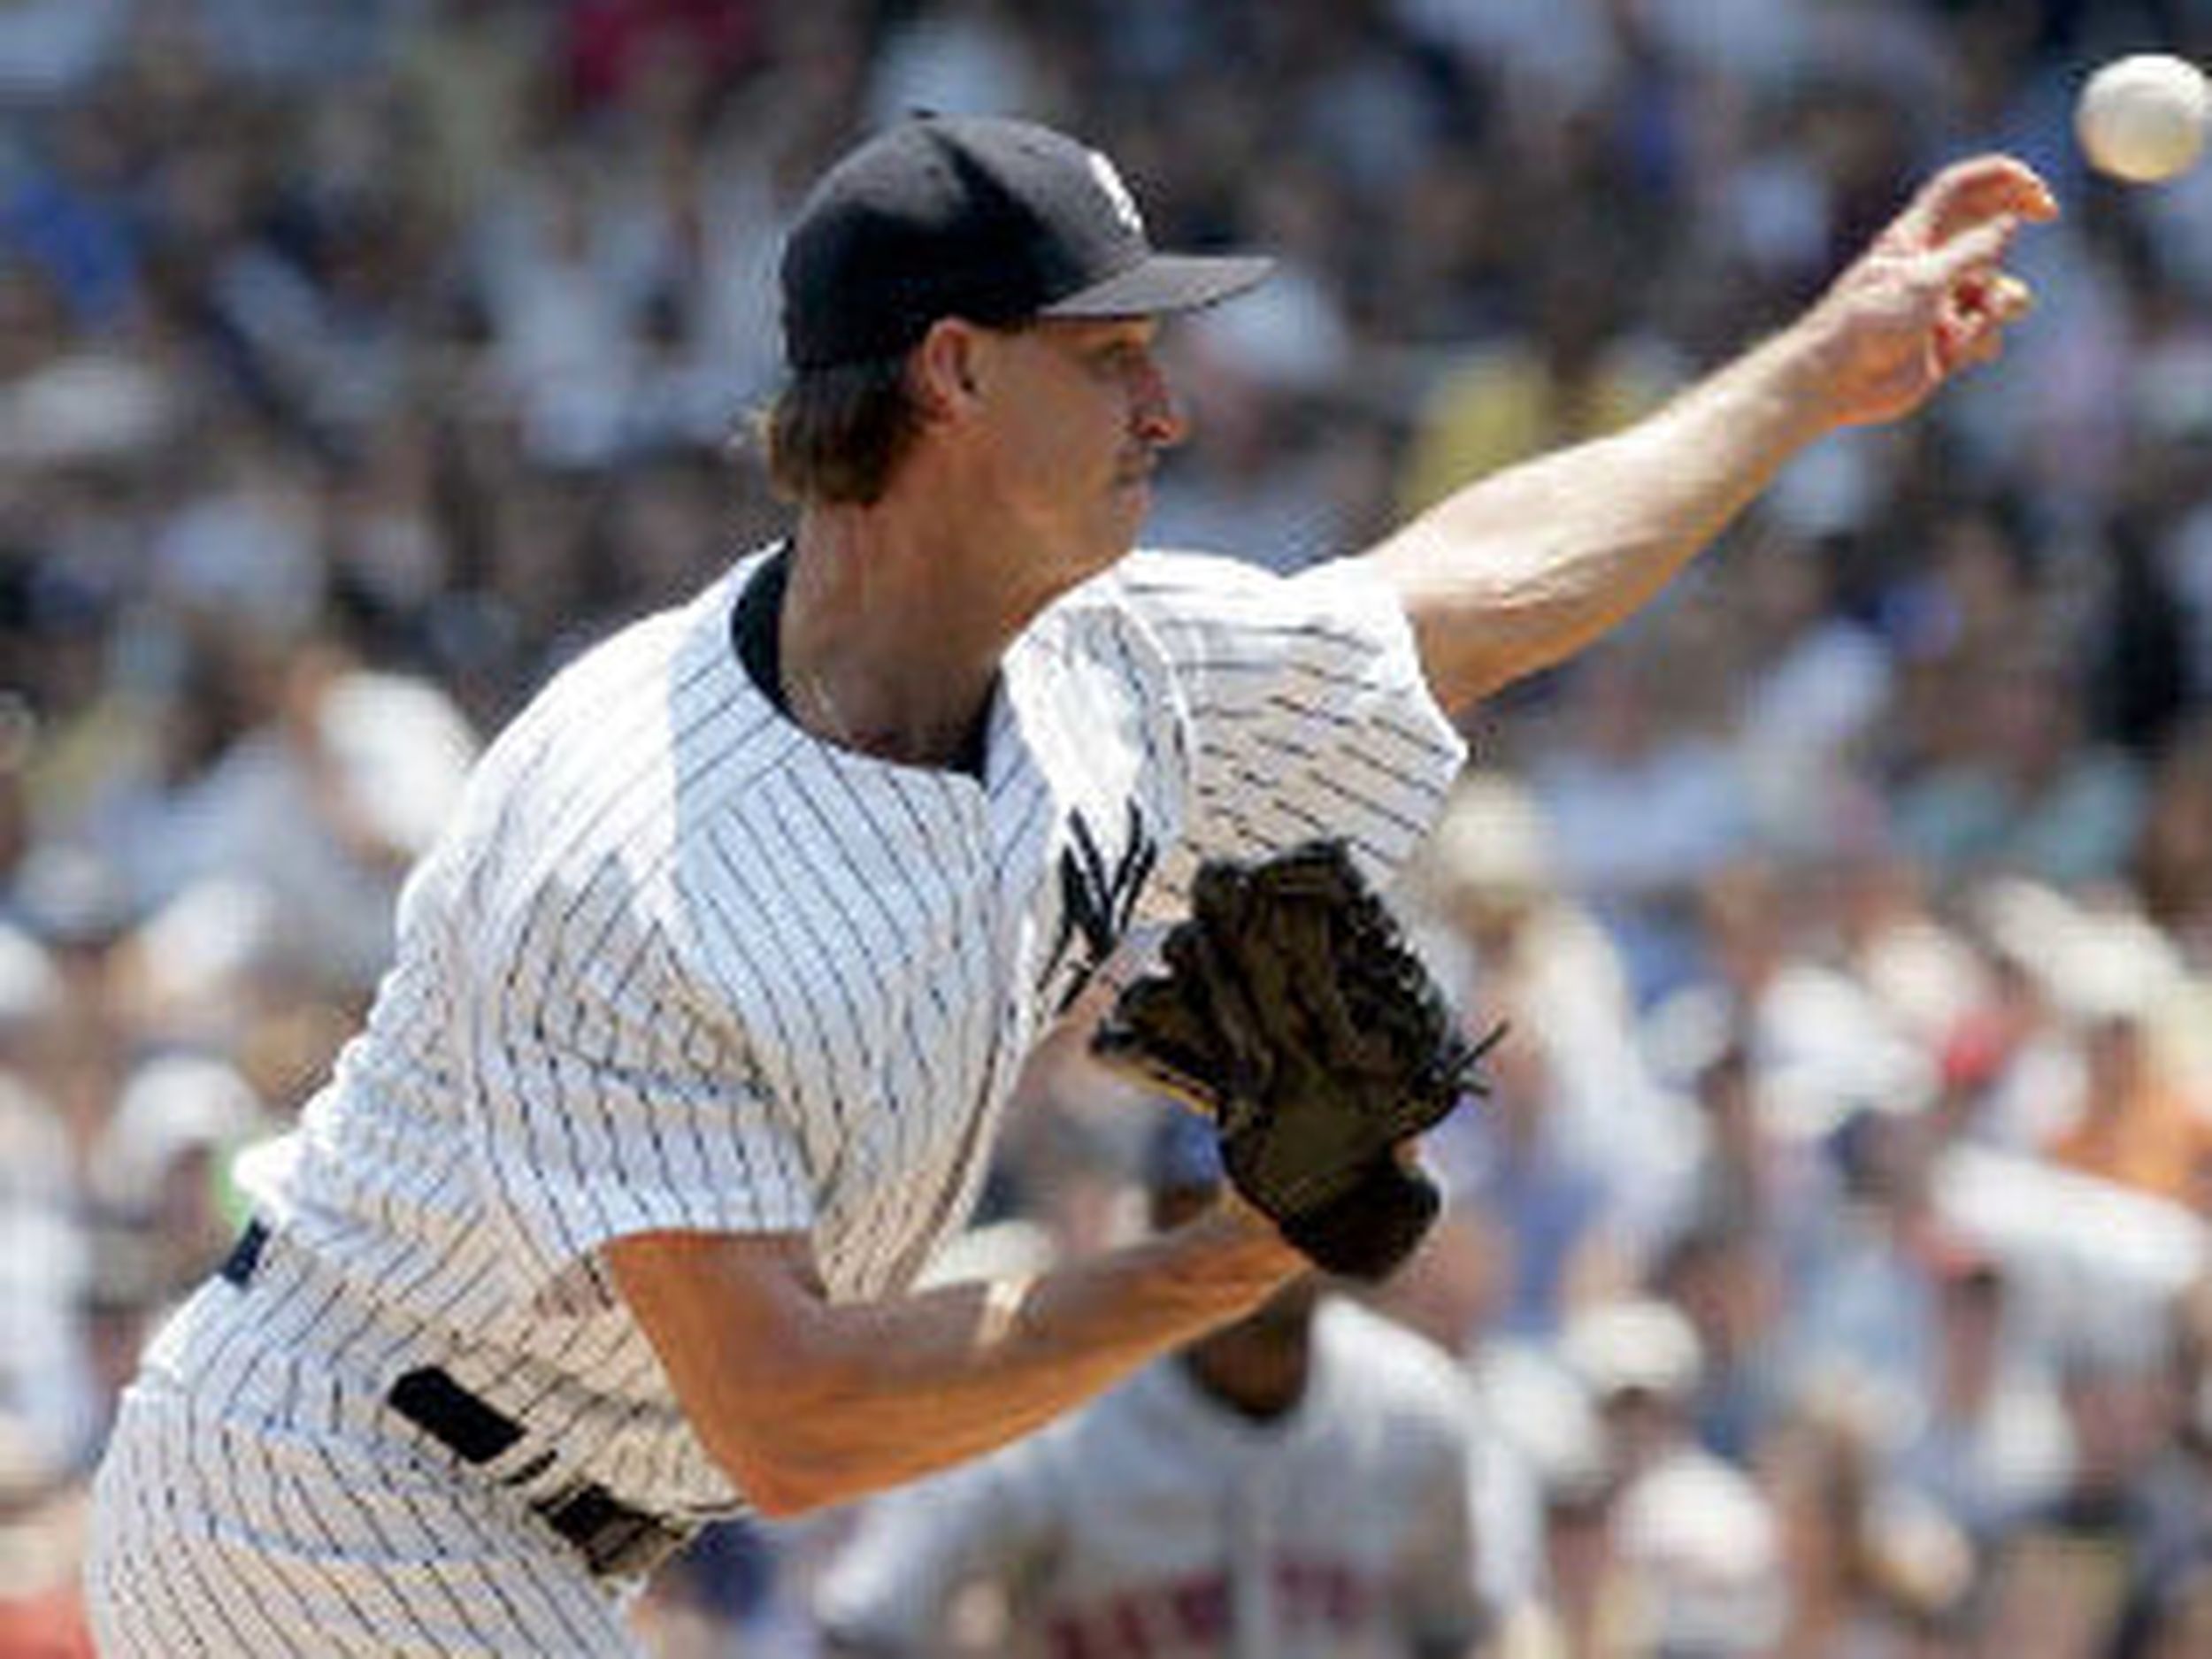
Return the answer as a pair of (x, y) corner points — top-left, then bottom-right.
(782, 511), (1027, 771)
(1180, 1340), (1311, 1423)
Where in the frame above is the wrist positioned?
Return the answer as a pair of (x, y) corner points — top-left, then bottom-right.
(1729, 319), (1853, 450)
(1185, 1199), (1306, 1287)
(1276, 1157), (1440, 1282)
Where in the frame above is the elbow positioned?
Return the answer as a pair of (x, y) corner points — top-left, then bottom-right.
(1416, 634), (1532, 715)
(707, 1427), (848, 1518)
(1438, 653), (1519, 711)
(696, 1373), (877, 1519)
(733, 1464), (834, 1521)
(611, 1231), (886, 1518)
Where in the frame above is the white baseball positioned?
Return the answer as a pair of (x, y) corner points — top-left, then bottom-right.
(2076, 54), (2211, 183)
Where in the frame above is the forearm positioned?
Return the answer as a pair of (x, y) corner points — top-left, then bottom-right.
(611, 1207), (1300, 1517)
(1369, 323), (1839, 710)
(780, 1213), (1294, 1495)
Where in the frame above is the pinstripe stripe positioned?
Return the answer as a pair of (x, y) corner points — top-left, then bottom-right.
(263, 1440), (404, 1654)
(91, 1409), (207, 1657)
(688, 837), (825, 1190)
(145, 1411), (277, 1655)
(808, 778), (963, 1196)
(308, 1434), (484, 1646)
(762, 770), (989, 1282)
(251, 1431), (386, 1655)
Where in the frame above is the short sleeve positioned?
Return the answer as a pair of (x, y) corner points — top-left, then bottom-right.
(1112, 552), (1465, 894)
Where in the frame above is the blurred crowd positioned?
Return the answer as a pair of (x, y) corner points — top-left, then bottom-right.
(7, 0), (2212, 1654)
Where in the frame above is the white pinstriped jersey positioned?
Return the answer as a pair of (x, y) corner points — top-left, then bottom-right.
(816, 1297), (1488, 1658)
(204, 546), (1464, 1525)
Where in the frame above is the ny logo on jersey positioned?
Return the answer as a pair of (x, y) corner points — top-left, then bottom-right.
(1043, 800), (1156, 1011)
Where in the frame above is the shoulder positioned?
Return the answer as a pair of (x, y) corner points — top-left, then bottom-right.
(453, 559), (776, 868)
(501, 557), (768, 759)
(1035, 549), (1272, 642)
(1099, 547), (1286, 600)
(1048, 549), (1421, 672)
(505, 580), (728, 739)
(1081, 548), (1394, 616)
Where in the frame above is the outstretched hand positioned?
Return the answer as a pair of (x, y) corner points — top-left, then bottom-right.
(1805, 155), (2059, 429)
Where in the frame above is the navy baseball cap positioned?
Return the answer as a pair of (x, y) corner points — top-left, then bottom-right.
(779, 114), (1273, 371)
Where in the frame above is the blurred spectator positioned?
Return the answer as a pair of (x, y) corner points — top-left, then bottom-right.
(389, 2), (554, 234)
(1396, 236), (1674, 517)
(1763, 1384), (1978, 1659)
(1432, 1027), (1637, 1344)
(113, 634), (478, 1001)
(1781, 1105), (1948, 1415)
(1648, 858), (1932, 1159)
(0, 1417), (94, 1659)
(1528, 644), (1755, 1002)
(0, 0), (131, 104)
(564, 0), (759, 114)
(1418, 772), (1685, 1190)
(2044, 1001), (2212, 1210)
(1729, 529), (1896, 862)
(1893, 649), (2147, 889)
(2133, 725), (2212, 964)
(1649, 1215), (1788, 1467)
(1832, 850), (1989, 1057)
(1669, 1041), (1826, 1263)
(1979, 1326), (2198, 1659)
(88, 1052), (266, 1290)
(0, 939), (95, 1474)
(864, 0), (1043, 125)
(1145, 357), (1355, 573)
(1560, 1296), (1790, 1657)
(1888, 1233), (2072, 1546)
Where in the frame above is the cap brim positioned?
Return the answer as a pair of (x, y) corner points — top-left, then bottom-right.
(1038, 252), (1273, 320)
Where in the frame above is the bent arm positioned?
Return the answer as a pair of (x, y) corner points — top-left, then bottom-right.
(607, 1206), (1300, 1518)
(1368, 154), (2055, 711)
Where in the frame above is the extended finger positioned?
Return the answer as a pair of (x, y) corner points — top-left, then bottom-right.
(1918, 215), (2018, 297)
(1188, 909), (1275, 1094)
(1936, 250), (2033, 355)
(1932, 277), (2024, 375)
(1898, 154), (2060, 246)
(1985, 273), (2034, 323)
(1957, 270), (2034, 326)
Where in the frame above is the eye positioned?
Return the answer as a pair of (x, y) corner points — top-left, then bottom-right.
(1094, 342), (1153, 383)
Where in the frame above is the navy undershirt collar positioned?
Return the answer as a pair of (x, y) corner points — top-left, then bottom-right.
(730, 543), (990, 781)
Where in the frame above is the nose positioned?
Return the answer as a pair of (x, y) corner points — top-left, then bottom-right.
(1131, 351), (1188, 449)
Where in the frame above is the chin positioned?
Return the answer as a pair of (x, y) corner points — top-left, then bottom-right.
(1102, 498), (1150, 559)
(1020, 504), (1141, 595)
(1068, 525), (1140, 580)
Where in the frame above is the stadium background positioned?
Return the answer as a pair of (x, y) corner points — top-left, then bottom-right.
(6, 1), (2212, 1653)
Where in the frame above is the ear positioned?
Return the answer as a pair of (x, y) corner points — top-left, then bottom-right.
(910, 319), (985, 419)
